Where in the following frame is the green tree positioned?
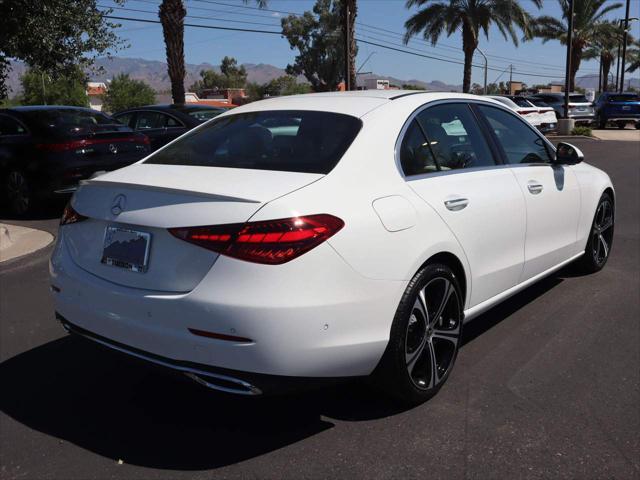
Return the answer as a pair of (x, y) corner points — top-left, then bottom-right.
(102, 74), (156, 113)
(282, 0), (345, 92)
(20, 67), (88, 106)
(189, 57), (248, 95)
(402, 83), (425, 90)
(403, 0), (541, 93)
(159, 0), (267, 105)
(0, 0), (124, 99)
(534, 0), (622, 92)
(626, 40), (640, 74)
(248, 75), (312, 99)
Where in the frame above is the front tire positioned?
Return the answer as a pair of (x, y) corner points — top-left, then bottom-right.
(575, 193), (614, 274)
(597, 115), (607, 129)
(373, 263), (463, 405)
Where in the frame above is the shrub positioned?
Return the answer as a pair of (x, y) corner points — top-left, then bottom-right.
(571, 125), (593, 137)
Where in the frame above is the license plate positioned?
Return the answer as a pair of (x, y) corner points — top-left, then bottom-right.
(622, 106), (631, 110)
(576, 107), (586, 111)
(101, 226), (151, 273)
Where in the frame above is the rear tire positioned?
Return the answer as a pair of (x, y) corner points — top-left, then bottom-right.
(575, 193), (614, 274)
(597, 115), (607, 129)
(372, 263), (463, 405)
(5, 170), (34, 217)
(635, 123), (640, 130)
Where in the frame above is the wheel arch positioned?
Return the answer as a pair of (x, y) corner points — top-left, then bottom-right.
(420, 251), (468, 309)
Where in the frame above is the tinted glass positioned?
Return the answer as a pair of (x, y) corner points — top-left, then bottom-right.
(410, 103), (496, 172)
(0, 115), (27, 135)
(186, 108), (226, 122)
(114, 112), (135, 127)
(20, 108), (127, 135)
(400, 120), (438, 176)
(136, 111), (167, 129)
(478, 105), (551, 164)
(511, 97), (534, 108)
(569, 94), (589, 103)
(145, 110), (362, 174)
(608, 94), (640, 102)
(528, 98), (549, 107)
(165, 115), (183, 127)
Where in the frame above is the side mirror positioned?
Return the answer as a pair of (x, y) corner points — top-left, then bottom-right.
(554, 142), (584, 165)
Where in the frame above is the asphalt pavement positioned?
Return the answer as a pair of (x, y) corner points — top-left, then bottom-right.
(1, 138), (638, 480)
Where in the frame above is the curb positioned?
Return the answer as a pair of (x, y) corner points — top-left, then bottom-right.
(0, 223), (54, 263)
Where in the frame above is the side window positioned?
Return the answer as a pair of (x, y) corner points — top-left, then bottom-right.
(165, 115), (183, 127)
(0, 115), (27, 136)
(400, 120), (438, 176)
(114, 112), (135, 127)
(135, 111), (166, 130)
(415, 103), (496, 171)
(478, 105), (551, 164)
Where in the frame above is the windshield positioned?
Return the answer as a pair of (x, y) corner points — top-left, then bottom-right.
(608, 94), (640, 102)
(145, 110), (362, 174)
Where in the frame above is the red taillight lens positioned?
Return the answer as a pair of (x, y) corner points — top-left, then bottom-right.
(169, 214), (344, 265)
(60, 203), (88, 226)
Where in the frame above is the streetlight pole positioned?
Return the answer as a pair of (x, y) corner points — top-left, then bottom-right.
(615, 19), (623, 91)
(475, 47), (488, 94)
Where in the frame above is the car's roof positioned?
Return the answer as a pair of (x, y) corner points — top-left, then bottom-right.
(227, 90), (500, 118)
(5, 105), (97, 112)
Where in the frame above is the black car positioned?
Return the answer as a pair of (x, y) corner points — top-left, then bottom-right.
(112, 104), (230, 152)
(0, 106), (150, 216)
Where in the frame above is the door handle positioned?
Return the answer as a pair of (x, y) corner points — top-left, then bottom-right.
(444, 197), (469, 211)
(527, 181), (544, 195)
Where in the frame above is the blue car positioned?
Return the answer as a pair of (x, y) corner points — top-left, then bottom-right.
(594, 92), (640, 129)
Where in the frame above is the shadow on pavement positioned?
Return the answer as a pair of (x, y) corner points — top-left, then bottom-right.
(0, 197), (67, 222)
(0, 268), (571, 471)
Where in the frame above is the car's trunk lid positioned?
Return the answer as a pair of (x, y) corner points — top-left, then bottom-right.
(65, 164), (323, 292)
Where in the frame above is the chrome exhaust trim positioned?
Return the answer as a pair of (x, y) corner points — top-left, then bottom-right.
(60, 319), (262, 396)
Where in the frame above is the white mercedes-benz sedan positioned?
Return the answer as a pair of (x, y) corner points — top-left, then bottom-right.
(50, 91), (614, 404)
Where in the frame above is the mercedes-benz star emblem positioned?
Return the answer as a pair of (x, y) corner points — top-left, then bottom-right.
(108, 143), (118, 154)
(111, 194), (127, 216)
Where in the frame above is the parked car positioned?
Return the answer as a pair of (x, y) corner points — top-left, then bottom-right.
(51, 91), (614, 404)
(520, 97), (558, 132)
(529, 93), (595, 124)
(488, 95), (557, 132)
(0, 106), (150, 216)
(594, 92), (640, 129)
(113, 104), (231, 151)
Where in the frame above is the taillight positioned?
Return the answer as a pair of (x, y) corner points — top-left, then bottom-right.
(60, 203), (88, 226)
(169, 214), (344, 265)
(139, 134), (151, 146)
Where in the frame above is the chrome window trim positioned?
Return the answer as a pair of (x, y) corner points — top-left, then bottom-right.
(394, 98), (557, 180)
(129, 109), (186, 129)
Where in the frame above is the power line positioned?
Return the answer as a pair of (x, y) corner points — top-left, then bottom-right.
(105, 15), (282, 34)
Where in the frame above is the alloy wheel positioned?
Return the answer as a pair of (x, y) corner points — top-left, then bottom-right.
(591, 198), (614, 267)
(405, 277), (461, 390)
(6, 171), (30, 215)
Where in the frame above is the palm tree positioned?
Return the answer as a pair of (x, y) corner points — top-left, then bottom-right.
(534, 0), (622, 92)
(159, 0), (267, 105)
(403, 0), (541, 93)
(625, 40), (640, 74)
(584, 21), (625, 92)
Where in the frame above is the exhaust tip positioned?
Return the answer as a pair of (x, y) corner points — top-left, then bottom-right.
(184, 372), (262, 396)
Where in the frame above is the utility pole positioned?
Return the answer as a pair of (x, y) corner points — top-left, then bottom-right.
(41, 72), (47, 105)
(509, 64), (513, 94)
(343, 3), (351, 91)
(598, 59), (602, 93)
(619, 0), (631, 92)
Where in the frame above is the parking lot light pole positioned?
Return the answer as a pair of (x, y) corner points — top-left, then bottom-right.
(476, 47), (488, 94)
(559, 0), (575, 134)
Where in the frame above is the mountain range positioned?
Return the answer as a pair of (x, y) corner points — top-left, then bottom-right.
(5, 56), (637, 96)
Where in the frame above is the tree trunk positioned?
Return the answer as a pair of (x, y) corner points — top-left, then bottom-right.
(461, 24), (477, 93)
(602, 56), (612, 92)
(159, 0), (186, 105)
(569, 41), (583, 92)
(341, 0), (357, 90)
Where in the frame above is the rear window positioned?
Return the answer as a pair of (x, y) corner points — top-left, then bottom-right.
(511, 97), (534, 108)
(186, 108), (227, 122)
(527, 98), (550, 107)
(608, 94), (640, 102)
(21, 109), (130, 135)
(569, 95), (589, 103)
(145, 110), (362, 174)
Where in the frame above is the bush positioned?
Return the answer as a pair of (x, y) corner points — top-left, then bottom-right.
(102, 74), (155, 113)
(571, 126), (593, 137)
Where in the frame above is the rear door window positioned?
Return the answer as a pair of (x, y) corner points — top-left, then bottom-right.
(135, 111), (167, 130)
(145, 110), (362, 174)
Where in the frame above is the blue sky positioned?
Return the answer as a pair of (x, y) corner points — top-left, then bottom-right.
(106, 0), (640, 86)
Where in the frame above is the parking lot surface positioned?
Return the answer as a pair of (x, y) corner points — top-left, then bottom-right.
(1, 139), (639, 480)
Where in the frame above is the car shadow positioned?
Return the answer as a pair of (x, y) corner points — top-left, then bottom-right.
(0, 268), (570, 471)
(0, 197), (67, 221)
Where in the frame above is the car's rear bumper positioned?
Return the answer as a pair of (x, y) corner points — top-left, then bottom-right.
(603, 116), (640, 122)
(50, 227), (404, 381)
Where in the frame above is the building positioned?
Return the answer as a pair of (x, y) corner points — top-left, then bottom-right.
(86, 82), (108, 111)
(364, 78), (391, 90)
(184, 91), (238, 107)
